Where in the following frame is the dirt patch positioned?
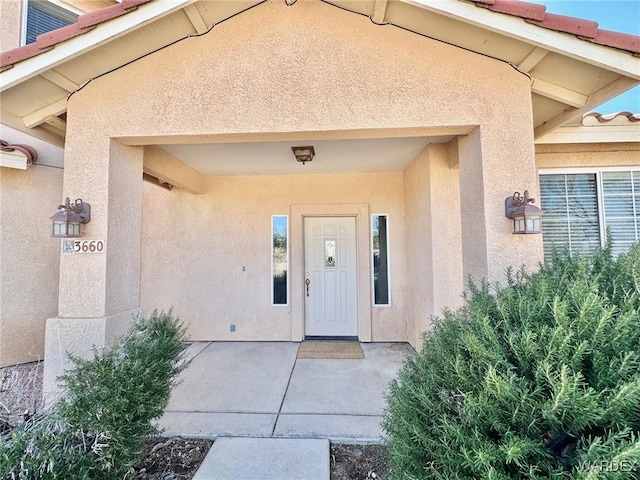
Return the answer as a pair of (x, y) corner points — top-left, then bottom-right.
(0, 361), (43, 429)
(330, 444), (389, 480)
(130, 437), (214, 479)
(130, 438), (389, 479)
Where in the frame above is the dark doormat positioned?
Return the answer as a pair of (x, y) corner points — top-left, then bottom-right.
(297, 341), (364, 359)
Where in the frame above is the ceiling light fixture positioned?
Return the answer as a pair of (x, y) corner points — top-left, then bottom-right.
(291, 146), (315, 165)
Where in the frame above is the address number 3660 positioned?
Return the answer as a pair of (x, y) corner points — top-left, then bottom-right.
(75, 240), (105, 253)
(63, 239), (106, 254)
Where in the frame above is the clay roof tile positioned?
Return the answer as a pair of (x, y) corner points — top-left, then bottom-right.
(486, 0), (546, 22)
(526, 12), (599, 39)
(0, 0), (152, 70)
(585, 29), (640, 55)
(78, 4), (133, 29)
(36, 22), (96, 49)
(0, 42), (53, 70)
(465, 0), (639, 54)
(583, 112), (640, 125)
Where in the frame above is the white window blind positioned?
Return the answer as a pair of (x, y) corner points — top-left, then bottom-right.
(539, 170), (640, 259)
(26, 1), (77, 45)
(602, 171), (640, 254)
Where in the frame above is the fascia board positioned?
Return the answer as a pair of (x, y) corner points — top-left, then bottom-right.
(0, 150), (28, 170)
(405, 0), (640, 80)
(535, 125), (640, 144)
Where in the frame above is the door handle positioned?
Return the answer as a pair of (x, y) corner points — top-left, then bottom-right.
(305, 278), (310, 297)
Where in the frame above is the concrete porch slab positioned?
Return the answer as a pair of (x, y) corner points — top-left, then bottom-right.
(193, 437), (329, 480)
(166, 342), (299, 413)
(160, 341), (413, 442)
(273, 413), (383, 443)
(183, 341), (212, 362)
(281, 343), (412, 416)
(158, 411), (277, 438)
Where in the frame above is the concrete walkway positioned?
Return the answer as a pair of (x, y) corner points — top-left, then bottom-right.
(157, 341), (413, 479)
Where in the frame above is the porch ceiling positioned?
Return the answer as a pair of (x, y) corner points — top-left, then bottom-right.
(158, 136), (450, 176)
(1, 0), (639, 148)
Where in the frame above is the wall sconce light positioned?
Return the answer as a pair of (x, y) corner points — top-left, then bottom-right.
(292, 146), (315, 165)
(505, 190), (543, 234)
(50, 197), (91, 238)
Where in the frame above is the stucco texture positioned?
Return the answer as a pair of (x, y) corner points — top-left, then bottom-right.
(536, 142), (640, 169)
(50, 0), (541, 356)
(140, 171), (406, 342)
(404, 143), (464, 348)
(0, 164), (62, 366)
(0, 0), (21, 52)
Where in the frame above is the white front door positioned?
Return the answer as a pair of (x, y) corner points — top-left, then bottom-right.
(304, 217), (358, 337)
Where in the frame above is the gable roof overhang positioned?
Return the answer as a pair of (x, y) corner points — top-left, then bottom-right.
(536, 111), (640, 144)
(1, 0), (639, 148)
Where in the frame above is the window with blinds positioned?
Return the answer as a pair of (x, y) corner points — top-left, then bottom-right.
(602, 171), (640, 253)
(539, 170), (640, 260)
(25, 1), (77, 45)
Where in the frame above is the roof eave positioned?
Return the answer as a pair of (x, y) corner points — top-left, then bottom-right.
(407, 0), (640, 80)
(0, 0), (197, 92)
(536, 125), (640, 144)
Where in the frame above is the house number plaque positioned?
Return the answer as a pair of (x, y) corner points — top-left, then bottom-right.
(62, 239), (106, 254)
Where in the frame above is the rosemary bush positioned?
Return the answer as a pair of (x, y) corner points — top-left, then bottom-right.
(0, 310), (188, 479)
(383, 242), (640, 479)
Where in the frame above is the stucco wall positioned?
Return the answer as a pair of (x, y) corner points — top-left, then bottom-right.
(52, 0), (540, 355)
(0, 163), (63, 366)
(404, 143), (464, 348)
(0, 0), (22, 52)
(140, 169), (407, 342)
(536, 142), (640, 169)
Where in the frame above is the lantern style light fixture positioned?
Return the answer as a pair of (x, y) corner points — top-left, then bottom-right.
(291, 146), (315, 165)
(50, 197), (91, 238)
(505, 190), (543, 234)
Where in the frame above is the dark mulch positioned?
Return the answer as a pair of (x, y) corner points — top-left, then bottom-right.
(130, 437), (213, 479)
(130, 438), (389, 479)
(330, 444), (390, 480)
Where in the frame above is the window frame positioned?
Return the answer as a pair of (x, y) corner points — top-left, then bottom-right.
(21, 0), (80, 46)
(539, 166), (640, 254)
(370, 213), (391, 307)
(271, 215), (289, 307)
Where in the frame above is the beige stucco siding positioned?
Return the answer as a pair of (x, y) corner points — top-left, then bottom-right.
(404, 143), (464, 347)
(140, 170), (407, 342)
(0, 0), (21, 52)
(39, 0), (541, 388)
(63, 0), (539, 297)
(536, 143), (640, 169)
(0, 164), (62, 366)
(65, 0), (532, 147)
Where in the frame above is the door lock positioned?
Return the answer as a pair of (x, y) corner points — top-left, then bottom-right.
(305, 278), (310, 297)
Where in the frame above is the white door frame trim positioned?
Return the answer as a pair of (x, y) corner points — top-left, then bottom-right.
(291, 203), (372, 342)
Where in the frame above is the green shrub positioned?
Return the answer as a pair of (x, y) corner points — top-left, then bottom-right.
(0, 310), (188, 480)
(383, 242), (640, 479)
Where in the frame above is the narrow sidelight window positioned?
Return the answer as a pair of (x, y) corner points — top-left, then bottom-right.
(272, 215), (288, 305)
(372, 215), (390, 305)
